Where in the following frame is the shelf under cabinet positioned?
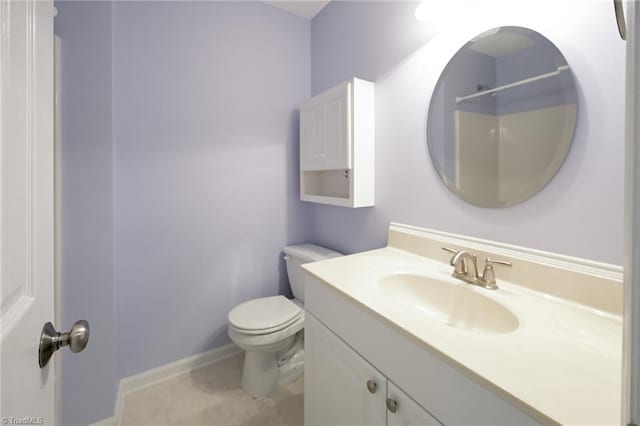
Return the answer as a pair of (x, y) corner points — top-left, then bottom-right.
(300, 169), (373, 208)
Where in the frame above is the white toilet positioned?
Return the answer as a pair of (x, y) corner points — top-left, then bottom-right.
(228, 244), (342, 398)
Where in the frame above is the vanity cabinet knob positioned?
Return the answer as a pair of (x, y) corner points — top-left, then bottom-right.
(366, 380), (377, 394)
(386, 398), (398, 413)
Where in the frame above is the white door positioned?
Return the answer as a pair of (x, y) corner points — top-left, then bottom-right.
(386, 382), (441, 426)
(1, 0), (56, 423)
(305, 314), (386, 426)
(300, 98), (323, 171)
(322, 82), (351, 170)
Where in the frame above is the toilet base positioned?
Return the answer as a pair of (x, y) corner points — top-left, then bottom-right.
(276, 348), (304, 388)
(240, 334), (304, 398)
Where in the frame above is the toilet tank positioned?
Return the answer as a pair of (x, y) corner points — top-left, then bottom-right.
(283, 244), (342, 303)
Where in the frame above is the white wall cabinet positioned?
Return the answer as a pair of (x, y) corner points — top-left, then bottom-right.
(299, 78), (374, 208)
(305, 314), (441, 426)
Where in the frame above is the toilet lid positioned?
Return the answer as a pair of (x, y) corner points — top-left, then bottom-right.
(228, 295), (302, 334)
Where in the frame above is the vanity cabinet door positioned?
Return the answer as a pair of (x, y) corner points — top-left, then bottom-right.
(321, 82), (351, 170)
(386, 381), (442, 426)
(300, 98), (323, 171)
(305, 314), (386, 426)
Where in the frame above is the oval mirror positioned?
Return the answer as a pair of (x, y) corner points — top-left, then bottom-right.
(427, 26), (578, 208)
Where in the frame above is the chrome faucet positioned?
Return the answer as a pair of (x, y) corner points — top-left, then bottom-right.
(442, 247), (512, 290)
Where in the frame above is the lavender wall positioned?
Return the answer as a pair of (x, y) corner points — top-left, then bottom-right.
(112, 1), (311, 378)
(309, 0), (625, 264)
(54, 2), (117, 424)
(53, 2), (623, 422)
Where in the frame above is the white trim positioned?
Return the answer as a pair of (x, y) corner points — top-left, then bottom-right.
(90, 344), (241, 426)
(53, 34), (62, 426)
(89, 416), (117, 426)
(623, 0), (640, 423)
(389, 222), (623, 278)
(387, 222), (622, 315)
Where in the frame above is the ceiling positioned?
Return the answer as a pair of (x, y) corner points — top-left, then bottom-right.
(263, 1), (330, 19)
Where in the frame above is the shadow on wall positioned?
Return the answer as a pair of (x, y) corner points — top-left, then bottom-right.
(287, 102), (317, 280)
(286, 107), (315, 266)
(54, 1), (117, 425)
(307, 1), (437, 255)
(311, 0), (435, 94)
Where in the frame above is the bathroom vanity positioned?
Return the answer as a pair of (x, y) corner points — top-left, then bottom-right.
(302, 224), (622, 425)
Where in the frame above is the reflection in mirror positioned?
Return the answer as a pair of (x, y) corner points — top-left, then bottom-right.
(427, 26), (578, 208)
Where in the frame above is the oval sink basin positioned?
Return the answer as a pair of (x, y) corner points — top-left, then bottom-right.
(378, 273), (519, 334)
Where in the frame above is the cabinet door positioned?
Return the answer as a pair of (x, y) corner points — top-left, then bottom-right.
(387, 381), (442, 426)
(305, 314), (386, 426)
(322, 82), (352, 170)
(300, 98), (323, 171)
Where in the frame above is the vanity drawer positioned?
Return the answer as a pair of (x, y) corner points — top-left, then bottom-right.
(305, 274), (546, 425)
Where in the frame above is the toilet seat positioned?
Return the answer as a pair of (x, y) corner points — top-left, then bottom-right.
(229, 313), (304, 348)
(230, 313), (302, 335)
(228, 295), (302, 335)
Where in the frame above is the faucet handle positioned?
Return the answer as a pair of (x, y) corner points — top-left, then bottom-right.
(441, 247), (459, 265)
(442, 247), (458, 255)
(481, 258), (512, 289)
(442, 247), (463, 270)
(485, 258), (512, 267)
(442, 247), (477, 260)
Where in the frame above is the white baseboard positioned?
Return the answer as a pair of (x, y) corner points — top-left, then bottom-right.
(91, 343), (241, 426)
(89, 416), (117, 426)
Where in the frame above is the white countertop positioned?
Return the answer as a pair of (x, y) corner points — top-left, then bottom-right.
(303, 247), (622, 425)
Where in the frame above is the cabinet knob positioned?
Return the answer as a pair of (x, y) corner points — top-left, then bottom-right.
(366, 380), (377, 394)
(386, 398), (398, 413)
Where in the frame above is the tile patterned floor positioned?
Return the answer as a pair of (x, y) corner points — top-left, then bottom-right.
(121, 353), (304, 426)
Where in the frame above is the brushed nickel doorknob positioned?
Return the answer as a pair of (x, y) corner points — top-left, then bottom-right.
(39, 320), (90, 368)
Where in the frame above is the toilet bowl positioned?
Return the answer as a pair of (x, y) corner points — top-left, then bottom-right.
(227, 244), (342, 398)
